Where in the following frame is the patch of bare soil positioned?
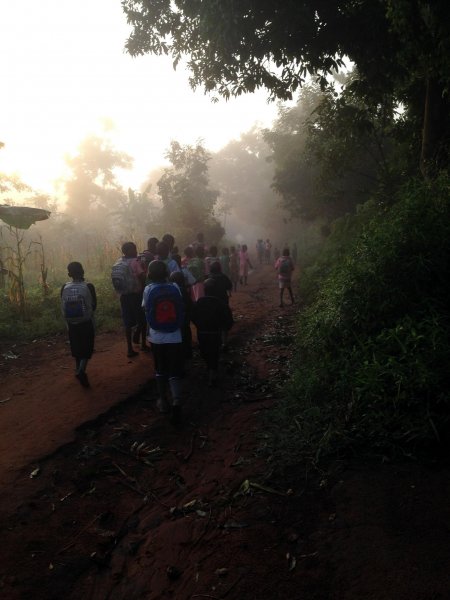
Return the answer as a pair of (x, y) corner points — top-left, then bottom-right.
(0, 266), (449, 600)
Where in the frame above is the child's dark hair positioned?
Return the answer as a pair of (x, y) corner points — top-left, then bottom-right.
(156, 241), (169, 259)
(184, 246), (194, 258)
(121, 241), (137, 257)
(147, 237), (159, 252)
(148, 260), (168, 282)
(162, 233), (175, 250)
(209, 261), (222, 275)
(282, 248), (290, 256)
(195, 245), (205, 259)
(208, 245), (218, 257)
(67, 261), (84, 279)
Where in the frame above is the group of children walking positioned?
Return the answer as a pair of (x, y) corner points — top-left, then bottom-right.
(61, 233), (295, 423)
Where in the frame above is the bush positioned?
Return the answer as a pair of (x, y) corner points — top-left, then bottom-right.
(270, 175), (450, 463)
(0, 274), (122, 345)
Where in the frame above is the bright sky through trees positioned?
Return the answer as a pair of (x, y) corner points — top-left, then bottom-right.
(0, 0), (278, 194)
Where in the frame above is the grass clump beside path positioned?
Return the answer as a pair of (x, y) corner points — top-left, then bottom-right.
(0, 276), (121, 345)
(269, 175), (450, 465)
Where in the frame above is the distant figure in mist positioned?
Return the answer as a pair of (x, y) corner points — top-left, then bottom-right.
(61, 262), (97, 388)
(162, 233), (176, 257)
(191, 232), (206, 253)
(264, 238), (272, 264)
(274, 248), (295, 308)
(205, 245), (220, 275)
(220, 247), (231, 278)
(274, 246), (280, 261)
(256, 239), (264, 265)
(229, 246), (239, 292)
(239, 244), (253, 286)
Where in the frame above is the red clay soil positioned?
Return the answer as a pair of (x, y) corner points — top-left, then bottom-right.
(0, 265), (450, 600)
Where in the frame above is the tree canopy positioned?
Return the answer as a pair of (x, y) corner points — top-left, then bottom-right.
(64, 135), (132, 217)
(157, 140), (223, 243)
(123, 0), (450, 173)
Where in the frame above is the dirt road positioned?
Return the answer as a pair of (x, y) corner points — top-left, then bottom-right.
(1, 265), (449, 600)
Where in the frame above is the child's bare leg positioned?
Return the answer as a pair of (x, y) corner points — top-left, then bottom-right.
(156, 377), (170, 413)
(126, 327), (138, 357)
(76, 358), (90, 386)
(140, 325), (150, 350)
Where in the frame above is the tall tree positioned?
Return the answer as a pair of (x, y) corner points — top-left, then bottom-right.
(264, 79), (413, 221)
(123, 0), (450, 175)
(112, 187), (159, 240)
(209, 127), (286, 232)
(157, 140), (222, 243)
(263, 86), (323, 221)
(64, 135), (132, 217)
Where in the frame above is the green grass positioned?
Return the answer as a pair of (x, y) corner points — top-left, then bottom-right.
(0, 274), (123, 345)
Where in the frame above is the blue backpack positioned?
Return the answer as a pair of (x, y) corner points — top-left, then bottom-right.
(145, 283), (184, 333)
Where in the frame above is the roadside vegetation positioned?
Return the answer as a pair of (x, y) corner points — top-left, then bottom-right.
(270, 174), (450, 463)
(0, 276), (120, 342)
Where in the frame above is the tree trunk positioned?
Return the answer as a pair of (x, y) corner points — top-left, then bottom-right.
(420, 77), (449, 178)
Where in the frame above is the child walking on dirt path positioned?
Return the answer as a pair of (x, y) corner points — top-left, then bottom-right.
(239, 244), (253, 286)
(112, 241), (148, 358)
(143, 260), (185, 424)
(61, 262), (97, 387)
(275, 248), (295, 307)
(191, 278), (234, 387)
